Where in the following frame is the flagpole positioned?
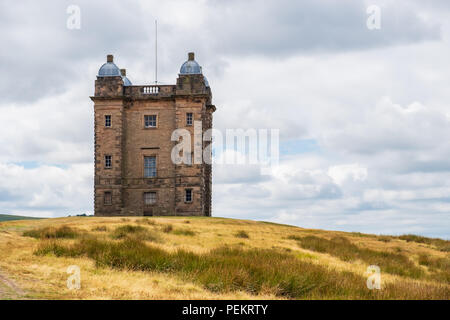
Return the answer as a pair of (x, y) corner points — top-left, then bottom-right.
(155, 19), (158, 84)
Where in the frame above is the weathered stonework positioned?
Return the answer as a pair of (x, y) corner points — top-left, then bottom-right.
(91, 53), (215, 216)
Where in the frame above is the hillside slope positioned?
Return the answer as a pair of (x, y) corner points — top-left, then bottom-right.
(0, 216), (448, 300)
(0, 214), (42, 222)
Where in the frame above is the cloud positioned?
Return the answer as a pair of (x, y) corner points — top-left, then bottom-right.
(0, 1), (449, 237)
(328, 164), (368, 186)
(0, 162), (92, 217)
(0, 86), (93, 164)
(0, 0), (442, 103)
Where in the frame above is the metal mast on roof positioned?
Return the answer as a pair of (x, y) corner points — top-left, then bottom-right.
(155, 19), (158, 84)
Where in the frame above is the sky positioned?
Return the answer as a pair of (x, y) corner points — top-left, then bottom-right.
(0, 0), (449, 238)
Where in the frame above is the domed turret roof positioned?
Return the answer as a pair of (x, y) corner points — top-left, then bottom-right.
(98, 55), (121, 77)
(120, 69), (132, 86)
(122, 76), (132, 86)
(180, 52), (202, 74)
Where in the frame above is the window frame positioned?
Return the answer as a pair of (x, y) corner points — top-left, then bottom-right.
(186, 112), (193, 126)
(105, 155), (112, 169)
(144, 114), (158, 128)
(104, 191), (112, 205)
(105, 115), (112, 128)
(143, 191), (157, 206)
(185, 188), (193, 203)
(143, 155), (157, 178)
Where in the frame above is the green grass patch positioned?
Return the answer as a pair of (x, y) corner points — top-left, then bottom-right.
(172, 229), (196, 236)
(110, 225), (160, 242)
(418, 254), (450, 283)
(397, 234), (450, 252)
(23, 226), (79, 239)
(349, 232), (372, 238)
(92, 226), (108, 232)
(235, 230), (250, 239)
(0, 214), (43, 222)
(377, 236), (392, 243)
(136, 218), (156, 226)
(35, 238), (449, 299)
(296, 236), (424, 279)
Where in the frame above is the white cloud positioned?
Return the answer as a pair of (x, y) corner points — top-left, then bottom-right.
(0, 162), (92, 217)
(328, 164), (368, 186)
(0, 0), (449, 237)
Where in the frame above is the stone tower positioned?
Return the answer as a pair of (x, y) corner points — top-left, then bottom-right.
(91, 53), (215, 216)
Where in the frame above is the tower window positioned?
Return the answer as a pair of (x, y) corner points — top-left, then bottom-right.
(105, 155), (112, 168)
(144, 156), (157, 177)
(186, 113), (193, 126)
(185, 189), (192, 203)
(105, 115), (111, 127)
(143, 192), (157, 205)
(104, 191), (112, 205)
(144, 115), (157, 128)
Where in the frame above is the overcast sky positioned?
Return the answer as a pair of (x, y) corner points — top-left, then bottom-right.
(1, 0), (449, 238)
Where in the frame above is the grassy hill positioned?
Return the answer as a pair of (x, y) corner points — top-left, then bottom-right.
(0, 216), (448, 300)
(0, 214), (42, 222)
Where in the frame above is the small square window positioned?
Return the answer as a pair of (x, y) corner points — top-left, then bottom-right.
(185, 189), (192, 203)
(105, 155), (112, 168)
(105, 115), (111, 127)
(144, 192), (157, 205)
(104, 192), (112, 205)
(144, 115), (157, 128)
(186, 113), (193, 126)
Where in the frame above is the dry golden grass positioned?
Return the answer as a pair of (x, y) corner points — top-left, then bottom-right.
(0, 216), (448, 300)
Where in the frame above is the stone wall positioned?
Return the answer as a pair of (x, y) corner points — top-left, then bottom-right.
(92, 66), (215, 217)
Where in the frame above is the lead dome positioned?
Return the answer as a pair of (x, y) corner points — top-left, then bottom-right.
(98, 54), (121, 77)
(180, 52), (202, 74)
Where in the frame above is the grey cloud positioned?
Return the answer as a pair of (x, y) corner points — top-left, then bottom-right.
(0, 0), (449, 237)
(202, 0), (440, 57)
(214, 164), (271, 184)
(0, 0), (441, 103)
(0, 0), (150, 103)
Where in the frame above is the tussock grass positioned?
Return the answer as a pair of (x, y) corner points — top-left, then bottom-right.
(136, 218), (156, 226)
(35, 238), (449, 299)
(162, 224), (173, 233)
(172, 229), (196, 236)
(418, 254), (450, 282)
(5, 216), (449, 300)
(110, 225), (160, 242)
(235, 230), (250, 239)
(92, 226), (108, 232)
(23, 226), (79, 239)
(377, 236), (392, 243)
(398, 234), (450, 252)
(295, 236), (424, 279)
(350, 232), (372, 238)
